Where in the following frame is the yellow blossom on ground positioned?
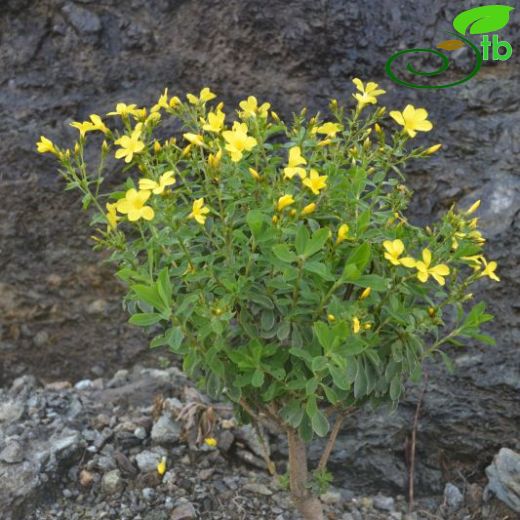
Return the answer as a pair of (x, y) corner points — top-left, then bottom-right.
(183, 133), (205, 147)
(465, 200), (480, 215)
(114, 127), (145, 163)
(248, 167), (261, 180)
(151, 88), (170, 113)
(336, 224), (350, 244)
(203, 109), (226, 133)
(359, 287), (371, 300)
(302, 169), (327, 195)
(352, 78), (386, 109)
(36, 136), (58, 154)
(222, 122), (257, 162)
(208, 149), (222, 169)
(389, 105), (433, 138)
(239, 96), (271, 119)
(301, 202), (316, 216)
(116, 189), (154, 222)
(383, 239), (416, 267)
(352, 317), (361, 334)
(479, 257), (500, 282)
(204, 437), (218, 447)
(425, 144), (442, 155)
(139, 171), (175, 195)
(188, 197), (210, 225)
(283, 146), (307, 179)
(277, 194), (295, 211)
(157, 456), (167, 476)
(107, 103), (142, 118)
(105, 202), (119, 230)
(315, 122), (343, 138)
(187, 87), (216, 104)
(415, 248), (450, 285)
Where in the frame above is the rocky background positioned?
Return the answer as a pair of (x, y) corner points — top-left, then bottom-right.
(0, 0), (519, 518)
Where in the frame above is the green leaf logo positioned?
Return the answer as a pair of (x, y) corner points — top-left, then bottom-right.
(453, 5), (514, 35)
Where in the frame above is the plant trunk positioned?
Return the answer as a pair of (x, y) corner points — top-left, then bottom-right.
(287, 428), (324, 520)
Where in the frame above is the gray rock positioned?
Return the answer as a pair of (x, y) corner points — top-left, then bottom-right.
(74, 379), (93, 391)
(62, 4), (101, 34)
(142, 487), (156, 502)
(373, 494), (395, 512)
(444, 482), (464, 512)
(101, 469), (124, 495)
(485, 448), (520, 512)
(170, 501), (197, 519)
(151, 415), (181, 445)
(0, 440), (24, 464)
(320, 489), (342, 505)
(0, 400), (24, 424)
(135, 450), (165, 473)
(243, 482), (273, 496)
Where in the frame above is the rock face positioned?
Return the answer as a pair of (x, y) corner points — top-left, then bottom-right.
(1, 0), (519, 500)
(485, 448), (520, 512)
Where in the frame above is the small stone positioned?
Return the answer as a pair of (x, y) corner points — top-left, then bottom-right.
(62, 488), (73, 498)
(107, 369), (130, 388)
(151, 414), (181, 445)
(444, 482), (464, 512)
(45, 381), (72, 391)
(135, 450), (164, 473)
(360, 496), (373, 509)
(33, 330), (49, 347)
(0, 439), (24, 463)
(0, 399), (24, 423)
(485, 448), (520, 512)
(170, 501), (196, 520)
(74, 379), (93, 391)
(142, 487), (156, 502)
(320, 489), (342, 505)
(86, 298), (108, 314)
(243, 482), (273, 496)
(62, 3), (101, 34)
(217, 430), (234, 452)
(101, 469), (124, 495)
(79, 469), (95, 487)
(134, 426), (147, 440)
(199, 468), (215, 480)
(373, 494), (395, 512)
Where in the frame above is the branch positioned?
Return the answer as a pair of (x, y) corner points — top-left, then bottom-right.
(317, 406), (355, 472)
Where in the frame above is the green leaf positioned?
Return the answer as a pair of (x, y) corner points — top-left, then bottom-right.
(251, 369), (265, 388)
(353, 362), (367, 398)
(311, 409), (329, 437)
(261, 309), (275, 331)
(341, 263), (361, 282)
(280, 400), (304, 428)
(453, 5), (514, 35)
(314, 322), (334, 349)
(304, 228), (330, 258)
(311, 356), (329, 372)
(276, 320), (291, 341)
(272, 244), (297, 263)
(246, 209), (266, 238)
(131, 284), (166, 312)
(347, 243), (371, 272)
(299, 413), (313, 442)
(129, 313), (163, 327)
(439, 351), (455, 374)
(303, 261), (335, 281)
(247, 292), (275, 310)
(329, 365), (350, 390)
(389, 376), (402, 401)
(352, 274), (388, 291)
(157, 268), (172, 308)
(166, 326), (184, 351)
(295, 225), (310, 256)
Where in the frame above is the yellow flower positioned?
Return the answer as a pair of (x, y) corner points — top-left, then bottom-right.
(188, 197), (210, 225)
(277, 194), (295, 211)
(222, 122), (257, 162)
(383, 239), (416, 267)
(248, 167), (261, 180)
(151, 88), (170, 113)
(204, 437), (218, 448)
(107, 103), (142, 118)
(302, 169), (327, 195)
(36, 136), (58, 155)
(479, 257), (500, 282)
(208, 149), (222, 169)
(272, 215), (279, 224)
(465, 200), (480, 215)
(187, 87), (216, 104)
(203, 109), (226, 133)
(301, 202), (316, 216)
(359, 287), (371, 300)
(336, 224), (350, 244)
(352, 78), (386, 109)
(283, 146), (307, 179)
(389, 105), (433, 138)
(139, 171), (175, 194)
(415, 249), (450, 285)
(271, 111), (280, 122)
(114, 127), (145, 163)
(315, 122), (342, 138)
(89, 114), (109, 134)
(116, 189), (155, 222)
(327, 314), (336, 322)
(425, 144), (442, 155)
(352, 317), (361, 334)
(239, 96), (271, 119)
(153, 140), (162, 153)
(157, 456), (167, 476)
(70, 120), (94, 138)
(183, 133), (205, 146)
(105, 202), (119, 230)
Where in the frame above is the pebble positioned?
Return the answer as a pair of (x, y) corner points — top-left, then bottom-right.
(101, 469), (124, 495)
(373, 494), (395, 512)
(444, 482), (464, 512)
(74, 379), (93, 391)
(320, 489), (342, 505)
(243, 482), (273, 496)
(169, 501), (197, 519)
(151, 414), (181, 445)
(0, 439), (24, 463)
(135, 450), (164, 472)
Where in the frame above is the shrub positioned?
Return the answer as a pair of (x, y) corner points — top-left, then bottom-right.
(38, 81), (499, 519)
